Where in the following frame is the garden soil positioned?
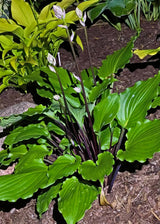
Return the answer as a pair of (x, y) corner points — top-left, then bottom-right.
(0, 18), (160, 224)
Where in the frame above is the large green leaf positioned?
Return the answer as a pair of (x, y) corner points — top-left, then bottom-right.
(0, 146), (49, 202)
(93, 93), (119, 132)
(98, 36), (135, 79)
(88, 2), (109, 22)
(37, 183), (62, 217)
(0, 105), (46, 128)
(58, 176), (100, 224)
(107, 0), (136, 17)
(117, 119), (160, 162)
(0, 19), (24, 39)
(48, 155), (81, 185)
(11, 0), (36, 27)
(4, 122), (50, 145)
(0, 170), (48, 202)
(88, 0), (135, 21)
(117, 73), (160, 128)
(78, 151), (114, 184)
(14, 145), (50, 174)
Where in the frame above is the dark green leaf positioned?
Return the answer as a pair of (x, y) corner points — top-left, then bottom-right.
(99, 126), (120, 150)
(37, 183), (62, 217)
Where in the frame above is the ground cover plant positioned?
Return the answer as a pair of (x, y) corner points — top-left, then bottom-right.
(0, 3), (160, 224)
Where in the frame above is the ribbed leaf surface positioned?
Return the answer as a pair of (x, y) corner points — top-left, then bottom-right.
(37, 183), (62, 217)
(93, 93), (119, 132)
(98, 36), (135, 79)
(58, 176), (100, 224)
(78, 151), (114, 184)
(117, 73), (160, 128)
(4, 122), (50, 145)
(117, 119), (160, 162)
(48, 155), (81, 185)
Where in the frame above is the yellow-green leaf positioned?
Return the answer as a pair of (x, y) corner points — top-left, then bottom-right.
(134, 47), (160, 59)
(76, 34), (83, 51)
(11, 0), (37, 27)
(10, 56), (18, 72)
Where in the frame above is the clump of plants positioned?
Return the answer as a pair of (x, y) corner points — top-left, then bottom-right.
(0, 0), (97, 92)
(0, 2), (160, 224)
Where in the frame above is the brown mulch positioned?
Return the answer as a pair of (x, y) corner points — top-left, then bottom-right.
(0, 18), (160, 223)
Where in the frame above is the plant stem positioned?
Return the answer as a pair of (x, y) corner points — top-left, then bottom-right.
(84, 26), (96, 85)
(65, 26), (99, 160)
(115, 127), (125, 154)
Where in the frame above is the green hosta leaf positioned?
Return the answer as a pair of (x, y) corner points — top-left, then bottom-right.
(0, 168), (48, 202)
(0, 105), (45, 128)
(0, 36), (13, 48)
(37, 88), (53, 100)
(11, 0), (36, 27)
(88, 0), (135, 21)
(89, 79), (110, 102)
(98, 36), (135, 79)
(88, 3), (108, 22)
(48, 155), (81, 185)
(38, 4), (53, 21)
(107, 0), (136, 17)
(14, 145), (50, 174)
(99, 126), (121, 150)
(117, 119), (160, 163)
(0, 145), (49, 202)
(68, 104), (86, 128)
(152, 96), (160, 108)
(58, 176), (100, 224)
(41, 67), (71, 93)
(117, 73), (160, 128)
(47, 122), (65, 135)
(93, 93), (119, 132)
(2, 145), (28, 166)
(78, 151), (114, 184)
(4, 122), (50, 145)
(37, 182), (62, 217)
(65, 87), (82, 108)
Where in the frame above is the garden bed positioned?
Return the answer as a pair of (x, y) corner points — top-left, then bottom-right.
(0, 18), (160, 223)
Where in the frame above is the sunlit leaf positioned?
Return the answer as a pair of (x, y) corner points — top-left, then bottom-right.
(12, 0), (36, 27)
(117, 73), (160, 128)
(117, 119), (160, 162)
(134, 47), (160, 59)
(58, 176), (100, 224)
(4, 122), (50, 145)
(93, 93), (119, 132)
(48, 155), (81, 185)
(78, 151), (114, 184)
(98, 36), (136, 79)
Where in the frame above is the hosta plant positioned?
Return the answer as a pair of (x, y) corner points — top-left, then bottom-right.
(0, 7), (160, 224)
(0, 0), (98, 92)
